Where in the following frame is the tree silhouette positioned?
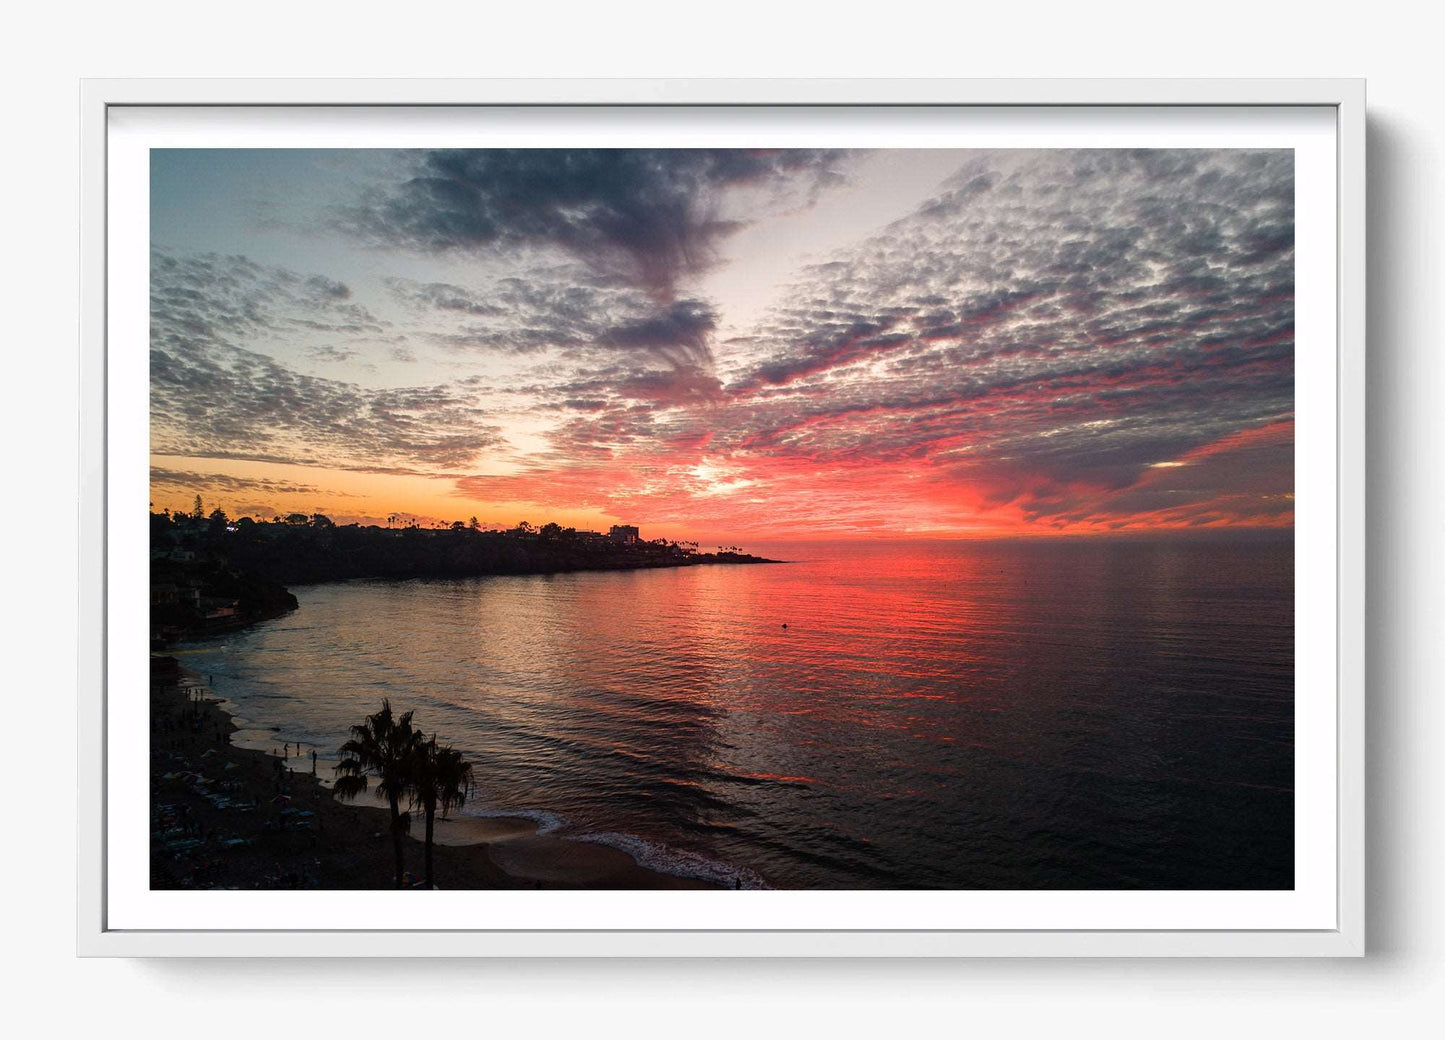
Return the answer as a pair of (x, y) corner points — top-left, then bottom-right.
(334, 700), (423, 888)
(408, 736), (475, 890)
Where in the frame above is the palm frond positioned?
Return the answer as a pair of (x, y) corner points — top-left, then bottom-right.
(332, 774), (368, 801)
(406, 736), (477, 818)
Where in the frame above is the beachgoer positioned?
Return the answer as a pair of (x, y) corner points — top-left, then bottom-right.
(311, 750), (317, 774)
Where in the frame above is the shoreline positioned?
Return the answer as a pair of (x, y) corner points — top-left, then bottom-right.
(150, 657), (718, 890)
(283, 553), (788, 589)
(153, 550), (783, 649)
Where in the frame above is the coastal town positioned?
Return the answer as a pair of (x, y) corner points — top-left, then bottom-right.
(149, 498), (776, 889)
(150, 499), (775, 648)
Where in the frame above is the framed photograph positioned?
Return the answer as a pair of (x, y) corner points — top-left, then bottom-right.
(79, 78), (1365, 957)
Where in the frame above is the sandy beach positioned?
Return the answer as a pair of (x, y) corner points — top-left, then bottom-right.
(149, 656), (715, 890)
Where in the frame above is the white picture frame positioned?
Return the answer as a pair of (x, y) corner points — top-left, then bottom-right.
(78, 78), (1366, 957)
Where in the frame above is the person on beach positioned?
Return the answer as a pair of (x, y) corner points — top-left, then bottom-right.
(311, 749), (317, 774)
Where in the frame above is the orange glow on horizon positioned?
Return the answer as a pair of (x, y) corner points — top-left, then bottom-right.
(150, 415), (1293, 544)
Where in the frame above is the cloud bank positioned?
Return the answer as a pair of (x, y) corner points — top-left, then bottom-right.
(337, 148), (853, 300)
(456, 149), (1295, 534)
(152, 148), (1294, 536)
(151, 250), (503, 473)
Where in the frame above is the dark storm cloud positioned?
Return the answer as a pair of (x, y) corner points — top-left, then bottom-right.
(151, 250), (503, 472)
(338, 149), (854, 298)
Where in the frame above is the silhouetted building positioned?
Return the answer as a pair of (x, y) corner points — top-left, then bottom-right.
(609, 524), (639, 545)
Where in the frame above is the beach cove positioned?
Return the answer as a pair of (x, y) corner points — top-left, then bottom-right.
(149, 657), (716, 890)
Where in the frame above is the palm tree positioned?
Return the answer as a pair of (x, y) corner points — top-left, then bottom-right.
(408, 735), (475, 890)
(334, 700), (422, 888)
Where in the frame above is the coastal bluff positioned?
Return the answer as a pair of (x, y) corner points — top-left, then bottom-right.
(150, 512), (777, 645)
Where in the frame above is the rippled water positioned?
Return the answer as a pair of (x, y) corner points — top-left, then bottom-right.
(174, 537), (1294, 889)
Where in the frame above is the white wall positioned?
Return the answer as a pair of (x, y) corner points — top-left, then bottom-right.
(4, 1), (1439, 1033)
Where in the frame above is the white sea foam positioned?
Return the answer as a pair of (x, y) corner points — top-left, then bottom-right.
(455, 805), (768, 888)
(462, 805), (567, 836)
(573, 830), (771, 890)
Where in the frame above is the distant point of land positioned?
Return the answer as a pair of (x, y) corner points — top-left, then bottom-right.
(149, 511), (777, 647)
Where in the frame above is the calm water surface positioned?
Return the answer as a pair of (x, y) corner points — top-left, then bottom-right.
(176, 538), (1294, 890)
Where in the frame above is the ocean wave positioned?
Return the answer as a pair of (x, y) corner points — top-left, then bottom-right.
(573, 829), (771, 890)
(460, 805), (567, 836)
(454, 803), (769, 889)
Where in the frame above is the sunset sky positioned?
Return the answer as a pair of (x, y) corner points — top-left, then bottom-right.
(150, 148), (1294, 541)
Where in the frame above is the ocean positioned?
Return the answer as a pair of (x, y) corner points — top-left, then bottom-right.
(173, 536), (1295, 890)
